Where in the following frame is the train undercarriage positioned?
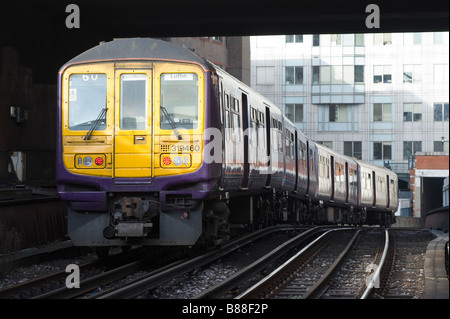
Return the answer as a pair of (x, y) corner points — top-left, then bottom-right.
(67, 190), (395, 259)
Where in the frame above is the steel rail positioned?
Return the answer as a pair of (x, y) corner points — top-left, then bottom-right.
(194, 226), (330, 299)
(0, 260), (99, 299)
(94, 225), (301, 299)
(301, 229), (361, 299)
(360, 229), (390, 299)
(236, 227), (353, 299)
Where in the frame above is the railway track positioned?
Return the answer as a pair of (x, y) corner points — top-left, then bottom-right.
(236, 229), (392, 299)
(92, 225), (309, 299)
(0, 225), (306, 299)
(0, 227), (434, 299)
(235, 228), (372, 299)
(0, 246), (184, 299)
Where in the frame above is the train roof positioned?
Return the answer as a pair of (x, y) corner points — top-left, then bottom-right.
(60, 38), (213, 71)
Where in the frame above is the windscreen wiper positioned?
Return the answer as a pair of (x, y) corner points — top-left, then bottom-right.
(84, 107), (107, 140)
(161, 96), (182, 140)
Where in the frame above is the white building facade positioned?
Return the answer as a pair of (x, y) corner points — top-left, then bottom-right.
(250, 33), (449, 170)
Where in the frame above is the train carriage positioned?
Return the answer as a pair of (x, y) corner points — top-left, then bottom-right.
(57, 38), (223, 247)
(314, 143), (359, 224)
(57, 38), (399, 253)
(357, 160), (398, 225)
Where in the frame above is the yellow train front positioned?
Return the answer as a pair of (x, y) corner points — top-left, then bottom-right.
(56, 38), (224, 250)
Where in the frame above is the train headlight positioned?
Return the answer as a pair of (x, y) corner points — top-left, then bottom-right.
(160, 154), (191, 168)
(75, 154), (106, 168)
(83, 156), (93, 167)
(173, 156), (183, 166)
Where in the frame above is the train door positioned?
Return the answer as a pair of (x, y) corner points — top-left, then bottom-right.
(294, 131), (299, 191)
(330, 155), (335, 201)
(218, 80), (226, 188)
(264, 106), (271, 186)
(386, 175), (390, 208)
(306, 140), (311, 194)
(241, 92), (249, 188)
(345, 162), (349, 204)
(372, 171), (376, 207)
(113, 68), (153, 181)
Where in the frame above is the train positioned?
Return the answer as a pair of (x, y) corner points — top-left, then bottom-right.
(56, 38), (398, 254)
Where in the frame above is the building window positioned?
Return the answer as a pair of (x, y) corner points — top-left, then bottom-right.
(403, 103), (422, 122)
(374, 142), (392, 160)
(374, 65), (392, 83)
(404, 33), (422, 45)
(374, 33), (392, 45)
(355, 34), (365, 46)
(434, 32), (449, 45)
(320, 66), (331, 84)
(434, 140), (449, 152)
(318, 141), (333, 148)
(373, 103), (392, 122)
(256, 66), (275, 85)
(313, 34), (320, 46)
(403, 65), (422, 83)
(354, 65), (364, 84)
(285, 104), (304, 122)
(286, 35), (303, 43)
(329, 104), (349, 122)
(434, 32), (444, 44)
(312, 66), (320, 84)
(434, 64), (449, 83)
(312, 65), (363, 84)
(331, 34), (341, 45)
(285, 66), (304, 85)
(403, 141), (422, 159)
(344, 141), (362, 159)
(332, 66), (343, 84)
(434, 103), (449, 121)
(413, 33), (422, 44)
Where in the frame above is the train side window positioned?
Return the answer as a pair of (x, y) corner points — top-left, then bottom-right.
(250, 108), (257, 146)
(233, 98), (240, 112)
(278, 131), (283, 154)
(225, 110), (231, 140)
(219, 84), (223, 124)
(271, 118), (278, 151)
(257, 111), (265, 149)
(272, 128), (278, 151)
(232, 113), (241, 143)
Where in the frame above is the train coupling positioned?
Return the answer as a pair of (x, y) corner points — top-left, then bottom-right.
(103, 196), (157, 239)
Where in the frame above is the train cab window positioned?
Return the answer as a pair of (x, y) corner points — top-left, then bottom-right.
(160, 73), (199, 130)
(68, 74), (107, 131)
(120, 74), (147, 130)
